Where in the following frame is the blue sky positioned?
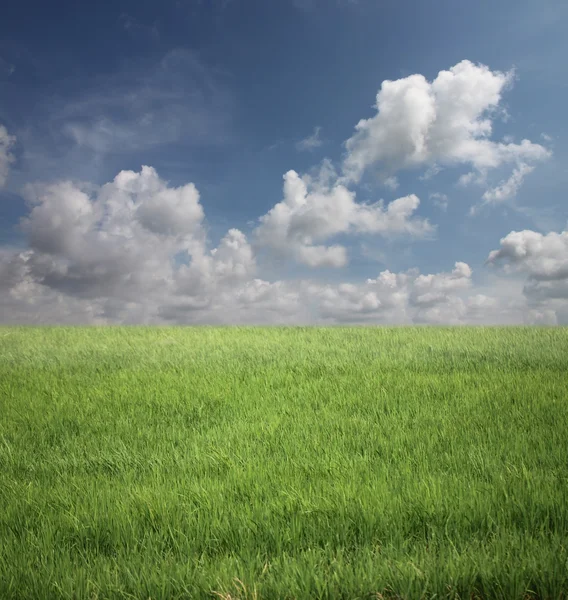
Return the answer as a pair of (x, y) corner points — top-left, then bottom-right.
(1, 0), (567, 324)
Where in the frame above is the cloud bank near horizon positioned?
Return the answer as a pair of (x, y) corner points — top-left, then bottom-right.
(0, 60), (565, 325)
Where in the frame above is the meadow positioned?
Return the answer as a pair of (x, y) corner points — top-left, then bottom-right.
(0, 325), (567, 600)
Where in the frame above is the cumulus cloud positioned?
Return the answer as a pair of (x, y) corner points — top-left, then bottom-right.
(11, 167), (255, 317)
(305, 261), (472, 324)
(342, 60), (550, 204)
(1, 183), (564, 325)
(0, 124), (16, 188)
(1, 55), (566, 326)
(486, 229), (568, 318)
(3, 162), (562, 325)
(486, 229), (568, 280)
(296, 126), (323, 152)
(174, 227), (257, 306)
(254, 169), (434, 268)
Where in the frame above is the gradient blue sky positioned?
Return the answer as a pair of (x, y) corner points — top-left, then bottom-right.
(1, 0), (567, 324)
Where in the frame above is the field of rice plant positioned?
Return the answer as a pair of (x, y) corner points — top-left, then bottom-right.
(1, 326), (567, 599)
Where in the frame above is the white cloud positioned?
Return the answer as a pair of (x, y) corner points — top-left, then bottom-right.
(5, 167), (561, 326)
(486, 229), (568, 317)
(0, 124), (16, 188)
(457, 171), (486, 187)
(296, 126), (323, 152)
(486, 229), (568, 280)
(308, 261), (472, 324)
(254, 169), (434, 268)
(420, 165), (442, 181)
(175, 227), (257, 303)
(16, 166), (251, 310)
(473, 162), (534, 212)
(2, 187), (566, 324)
(342, 60), (550, 205)
(413, 261), (472, 293)
(383, 176), (399, 190)
(1, 53), (566, 326)
(429, 192), (449, 211)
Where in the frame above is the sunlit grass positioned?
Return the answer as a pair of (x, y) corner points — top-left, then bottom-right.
(1, 326), (567, 599)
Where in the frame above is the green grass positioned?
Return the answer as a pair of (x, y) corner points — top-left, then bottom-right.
(1, 326), (568, 600)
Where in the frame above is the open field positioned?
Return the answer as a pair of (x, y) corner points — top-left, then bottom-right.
(1, 326), (567, 599)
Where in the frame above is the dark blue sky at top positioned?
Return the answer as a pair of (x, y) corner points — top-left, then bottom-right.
(0, 0), (566, 282)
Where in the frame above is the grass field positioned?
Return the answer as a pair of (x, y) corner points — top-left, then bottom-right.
(1, 326), (567, 600)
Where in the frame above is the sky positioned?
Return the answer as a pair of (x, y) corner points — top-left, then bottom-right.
(1, 0), (567, 325)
